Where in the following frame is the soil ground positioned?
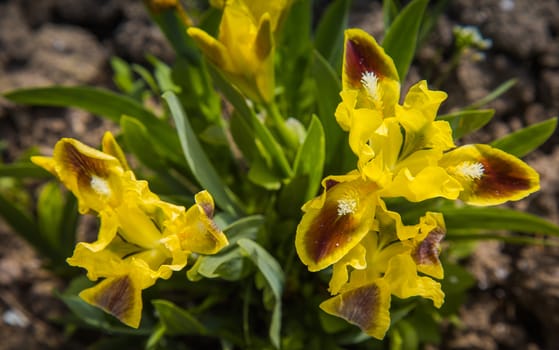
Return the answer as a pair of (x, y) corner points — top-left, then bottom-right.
(1, 0), (558, 349)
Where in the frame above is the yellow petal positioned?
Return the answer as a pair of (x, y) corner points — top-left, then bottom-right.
(440, 144), (540, 205)
(296, 176), (378, 271)
(329, 243), (367, 295)
(342, 28), (400, 115)
(384, 254), (444, 308)
(409, 212), (446, 279)
(172, 190), (229, 255)
(358, 118), (403, 187)
(254, 13), (273, 61)
(79, 275), (143, 328)
(30, 156), (57, 177)
(346, 108), (384, 157)
(67, 243), (124, 281)
(401, 80), (447, 121)
(78, 209), (120, 252)
(159, 234), (189, 272)
(52, 138), (124, 213)
(382, 166), (462, 202)
(102, 131), (130, 171)
(187, 27), (233, 71)
(335, 90), (359, 131)
(243, 0), (292, 31)
(320, 279), (392, 339)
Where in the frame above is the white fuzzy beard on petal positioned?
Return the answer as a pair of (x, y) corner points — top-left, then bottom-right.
(337, 198), (357, 216)
(90, 175), (112, 196)
(456, 161), (485, 180)
(360, 71), (380, 101)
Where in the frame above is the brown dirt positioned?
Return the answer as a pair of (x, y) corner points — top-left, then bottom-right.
(1, 0), (559, 349)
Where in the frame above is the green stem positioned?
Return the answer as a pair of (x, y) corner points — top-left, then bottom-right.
(264, 102), (300, 152)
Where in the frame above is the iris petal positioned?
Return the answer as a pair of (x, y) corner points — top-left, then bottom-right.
(441, 144), (540, 205)
(342, 29), (399, 90)
(296, 176), (378, 271)
(329, 243), (367, 294)
(79, 275), (143, 328)
(342, 28), (400, 115)
(384, 254), (444, 308)
(320, 279), (391, 339)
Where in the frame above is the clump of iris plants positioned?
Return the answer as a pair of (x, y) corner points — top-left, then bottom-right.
(1, 0), (557, 348)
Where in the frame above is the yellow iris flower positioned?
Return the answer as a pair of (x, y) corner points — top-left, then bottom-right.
(31, 132), (228, 328)
(296, 27), (541, 339)
(320, 208), (446, 339)
(187, 0), (291, 103)
(338, 28), (539, 205)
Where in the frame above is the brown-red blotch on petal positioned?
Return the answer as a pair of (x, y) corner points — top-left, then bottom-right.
(474, 155), (536, 200)
(320, 280), (391, 339)
(92, 275), (138, 324)
(343, 31), (398, 89)
(61, 141), (109, 186)
(304, 200), (357, 264)
(412, 227), (445, 266)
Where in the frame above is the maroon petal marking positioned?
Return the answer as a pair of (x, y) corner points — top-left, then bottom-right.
(344, 35), (396, 89)
(60, 141), (110, 188)
(413, 227), (445, 266)
(305, 200), (358, 264)
(320, 281), (391, 339)
(93, 275), (136, 322)
(474, 154), (536, 200)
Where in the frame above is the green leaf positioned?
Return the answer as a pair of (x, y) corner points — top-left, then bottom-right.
(466, 78), (516, 110)
(111, 56), (144, 97)
(37, 182), (65, 254)
(278, 0), (314, 118)
(382, 0), (399, 29)
(132, 63), (160, 95)
(163, 91), (242, 216)
(120, 116), (166, 170)
(222, 215), (264, 244)
(382, 0), (429, 80)
(4, 86), (157, 123)
(187, 247), (247, 281)
(491, 117), (558, 157)
(442, 206), (559, 236)
(446, 233), (559, 246)
(210, 68), (293, 179)
(0, 163), (51, 178)
(59, 191), (79, 259)
(439, 262), (476, 316)
(148, 56), (181, 95)
(152, 300), (208, 335)
(277, 115), (326, 217)
(437, 109), (494, 139)
(391, 320), (419, 350)
(0, 191), (43, 253)
(314, 0), (351, 68)
(237, 238), (284, 349)
(293, 115), (325, 201)
(312, 50), (354, 174)
(406, 302), (443, 345)
(248, 159), (282, 190)
(3, 86), (184, 166)
(281, 0), (312, 60)
(147, 7), (200, 64)
(58, 292), (109, 329)
(187, 216), (263, 281)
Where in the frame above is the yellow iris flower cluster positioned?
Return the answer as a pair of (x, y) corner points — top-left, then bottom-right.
(295, 29), (540, 339)
(32, 132), (228, 328)
(187, 0), (292, 104)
